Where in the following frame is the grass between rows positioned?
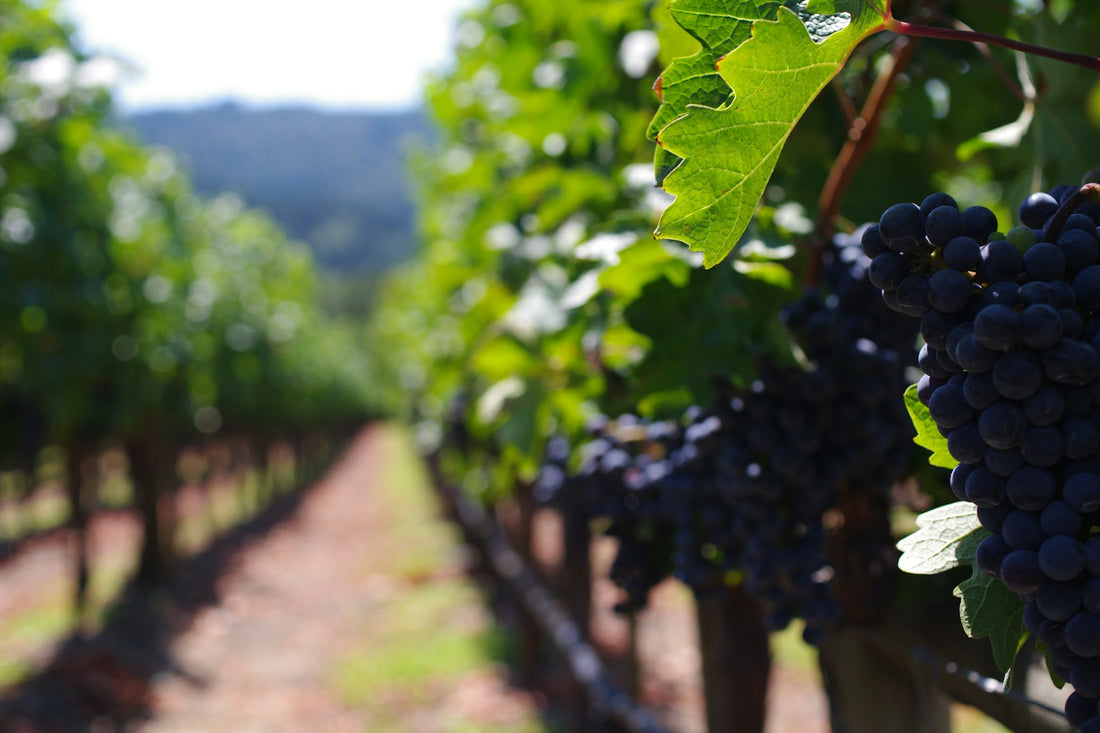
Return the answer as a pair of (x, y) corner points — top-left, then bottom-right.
(327, 424), (552, 732)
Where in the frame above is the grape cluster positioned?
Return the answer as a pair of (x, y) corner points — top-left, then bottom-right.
(863, 179), (1100, 731)
(540, 229), (919, 642)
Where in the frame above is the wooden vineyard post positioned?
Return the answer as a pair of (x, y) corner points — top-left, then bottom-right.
(64, 438), (93, 614)
(128, 423), (177, 588)
(695, 584), (771, 733)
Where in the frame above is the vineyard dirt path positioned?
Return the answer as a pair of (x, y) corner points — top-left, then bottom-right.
(0, 423), (830, 732)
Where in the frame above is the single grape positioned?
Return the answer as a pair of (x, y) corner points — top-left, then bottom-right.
(999, 548), (1044, 593)
(991, 350), (1042, 399)
(963, 205), (999, 241)
(1064, 607), (1100, 651)
(1039, 535), (1087, 581)
(1041, 500), (1083, 536)
(975, 533), (1011, 576)
(1019, 303), (1064, 348)
(977, 401), (1027, 450)
(925, 205), (966, 246)
(973, 304), (1020, 350)
(980, 240), (1024, 283)
(920, 192), (958, 220)
(1001, 509), (1047, 551)
(879, 202), (926, 253)
(1006, 465), (1057, 510)
(1019, 191), (1059, 229)
(942, 235), (982, 272)
(869, 252), (912, 291)
(1036, 579), (1083, 622)
(926, 268), (972, 313)
(1024, 241), (1067, 282)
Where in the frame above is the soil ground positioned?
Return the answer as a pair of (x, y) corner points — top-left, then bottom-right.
(0, 423), (830, 732)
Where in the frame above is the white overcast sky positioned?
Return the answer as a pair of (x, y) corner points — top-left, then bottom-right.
(60, 0), (478, 111)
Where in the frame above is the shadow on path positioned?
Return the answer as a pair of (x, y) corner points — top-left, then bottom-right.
(0, 466), (323, 732)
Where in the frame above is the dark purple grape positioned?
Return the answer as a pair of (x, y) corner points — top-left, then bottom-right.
(927, 268), (972, 313)
(975, 533), (1011, 576)
(1039, 535), (1087, 581)
(1040, 500), (1083, 536)
(999, 548), (1044, 593)
(1023, 383), (1066, 426)
(1024, 241), (1066, 281)
(925, 205), (966, 246)
(973, 304), (1020, 350)
(859, 223), (889, 258)
(916, 374), (944, 406)
(1020, 425), (1064, 467)
(949, 463), (977, 501)
(942, 235), (982, 272)
(869, 252), (911, 291)
(985, 448), (1024, 477)
(1066, 612), (1100, 657)
(946, 422), (986, 463)
(1019, 303), (1063, 348)
(1065, 473), (1100, 513)
(879, 202), (926, 253)
(1058, 227), (1100, 274)
(978, 401), (1027, 450)
(1075, 265), (1100, 311)
(963, 372), (999, 410)
(980, 240), (1024, 283)
(991, 350), (1042, 399)
(1083, 576), (1100, 615)
(1019, 191), (1059, 229)
(1063, 418), (1100, 460)
(964, 467), (1005, 507)
(1036, 579), (1083, 622)
(1064, 691), (1097, 728)
(977, 502), (1013, 532)
(1001, 510), (1047, 550)
(921, 309), (958, 351)
(1006, 465), (1057, 510)
(927, 383), (973, 428)
(920, 192), (958, 219)
(1042, 338), (1100, 385)
(953, 333), (999, 373)
(896, 274), (931, 316)
(1071, 657), (1100, 698)
(963, 205), (998, 241)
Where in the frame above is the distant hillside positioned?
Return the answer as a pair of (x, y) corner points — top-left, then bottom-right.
(122, 102), (431, 272)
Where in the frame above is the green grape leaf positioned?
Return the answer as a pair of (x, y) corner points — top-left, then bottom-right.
(904, 383), (956, 469)
(647, 1), (777, 153)
(954, 564), (1027, 674)
(897, 501), (983, 575)
(654, 3), (887, 266)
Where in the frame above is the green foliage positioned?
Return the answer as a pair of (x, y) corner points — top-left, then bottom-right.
(903, 384), (955, 470)
(0, 0), (380, 455)
(896, 501), (983, 575)
(375, 0), (1100, 687)
(652, 2), (886, 265)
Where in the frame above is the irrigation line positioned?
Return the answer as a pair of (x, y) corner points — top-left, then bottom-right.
(426, 453), (669, 733)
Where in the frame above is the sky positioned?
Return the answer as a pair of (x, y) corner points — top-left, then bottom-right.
(61, 0), (478, 111)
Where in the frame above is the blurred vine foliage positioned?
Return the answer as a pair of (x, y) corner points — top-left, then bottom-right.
(0, 0), (377, 457)
(370, 0), (812, 493)
(373, 0), (1100, 501)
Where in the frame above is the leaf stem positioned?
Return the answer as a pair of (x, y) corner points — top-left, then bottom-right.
(806, 38), (918, 287)
(886, 18), (1100, 74)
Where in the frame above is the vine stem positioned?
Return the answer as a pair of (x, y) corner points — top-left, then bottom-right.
(886, 18), (1100, 74)
(1041, 183), (1100, 243)
(805, 37), (918, 287)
